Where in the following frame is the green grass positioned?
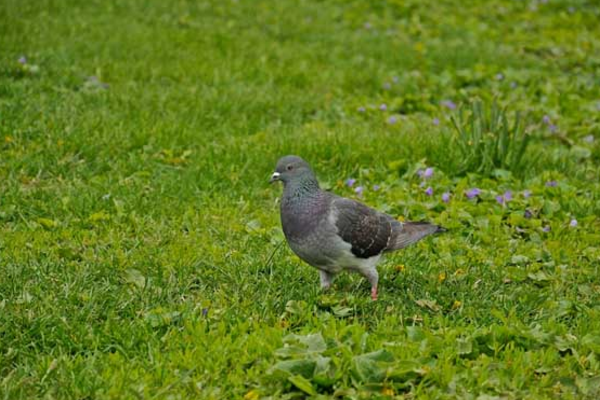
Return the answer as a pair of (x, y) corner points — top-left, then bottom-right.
(1, 0), (600, 398)
(449, 101), (535, 176)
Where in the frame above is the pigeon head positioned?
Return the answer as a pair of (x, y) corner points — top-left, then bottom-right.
(270, 155), (317, 186)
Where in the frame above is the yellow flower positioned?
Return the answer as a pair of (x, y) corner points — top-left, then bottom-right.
(4, 136), (13, 143)
(382, 387), (395, 396)
(438, 272), (446, 283)
(395, 264), (405, 272)
(452, 300), (462, 309)
(244, 390), (260, 400)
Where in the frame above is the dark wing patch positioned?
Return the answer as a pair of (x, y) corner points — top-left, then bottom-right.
(333, 198), (393, 258)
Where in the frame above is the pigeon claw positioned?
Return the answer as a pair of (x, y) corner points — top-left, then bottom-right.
(371, 286), (378, 301)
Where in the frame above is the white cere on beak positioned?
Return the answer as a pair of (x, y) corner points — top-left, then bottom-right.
(270, 172), (281, 183)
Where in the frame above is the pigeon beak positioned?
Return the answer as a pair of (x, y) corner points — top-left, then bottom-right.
(269, 172), (281, 184)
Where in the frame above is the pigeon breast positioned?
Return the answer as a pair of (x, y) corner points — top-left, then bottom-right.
(280, 192), (352, 271)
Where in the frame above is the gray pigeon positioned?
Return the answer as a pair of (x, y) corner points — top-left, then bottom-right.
(270, 155), (444, 300)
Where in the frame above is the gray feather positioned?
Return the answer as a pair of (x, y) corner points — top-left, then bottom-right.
(332, 197), (395, 259)
(388, 221), (445, 250)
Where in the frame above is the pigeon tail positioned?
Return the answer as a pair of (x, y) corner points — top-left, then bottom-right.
(387, 221), (445, 251)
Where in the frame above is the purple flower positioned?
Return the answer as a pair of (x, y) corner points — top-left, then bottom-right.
(524, 209), (533, 219)
(383, 82), (391, 90)
(583, 135), (594, 143)
(441, 100), (457, 110)
(548, 124), (558, 133)
(442, 192), (450, 203)
(542, 225), (551, 232)
(357, 106), (366, 113)
(545, 180), (557, 187)
(425, 187), (433, 196)
(345, 178), (356, 187)
(523, 190), (532, 198)
(354, 186), (364, 196)
(542, 115), (551, 124)
(465, 188), (481, 199)
(569, 219), (578, 227)
(18, 56), (27, 65)
(494, 190), (513, 205)
(495, 73), (504, 81)
(364, 22), (372, 30)
(202, 308), (209, 317)
(388, 115), (398, 124)
(373, 184), (380, 191)
(432, 117), (440, 126)
(417, 167), (434, 179)
(379, 103), (387, 111)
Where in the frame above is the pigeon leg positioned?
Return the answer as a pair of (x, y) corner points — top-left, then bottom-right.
(360, 268), (379, 301)
(319, 270), (335, 290)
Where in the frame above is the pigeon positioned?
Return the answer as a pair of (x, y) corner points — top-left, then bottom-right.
(270, 155), (445, 300)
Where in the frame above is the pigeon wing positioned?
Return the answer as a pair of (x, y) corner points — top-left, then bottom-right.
(332, 197), (394, 259)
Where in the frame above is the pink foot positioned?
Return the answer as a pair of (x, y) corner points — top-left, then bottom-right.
(371, 286), (378, 301)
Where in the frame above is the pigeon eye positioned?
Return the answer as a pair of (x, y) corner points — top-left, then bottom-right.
(286, 165), (294, 171)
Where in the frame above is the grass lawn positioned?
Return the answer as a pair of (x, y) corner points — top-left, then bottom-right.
(1, 0), (600, 398)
